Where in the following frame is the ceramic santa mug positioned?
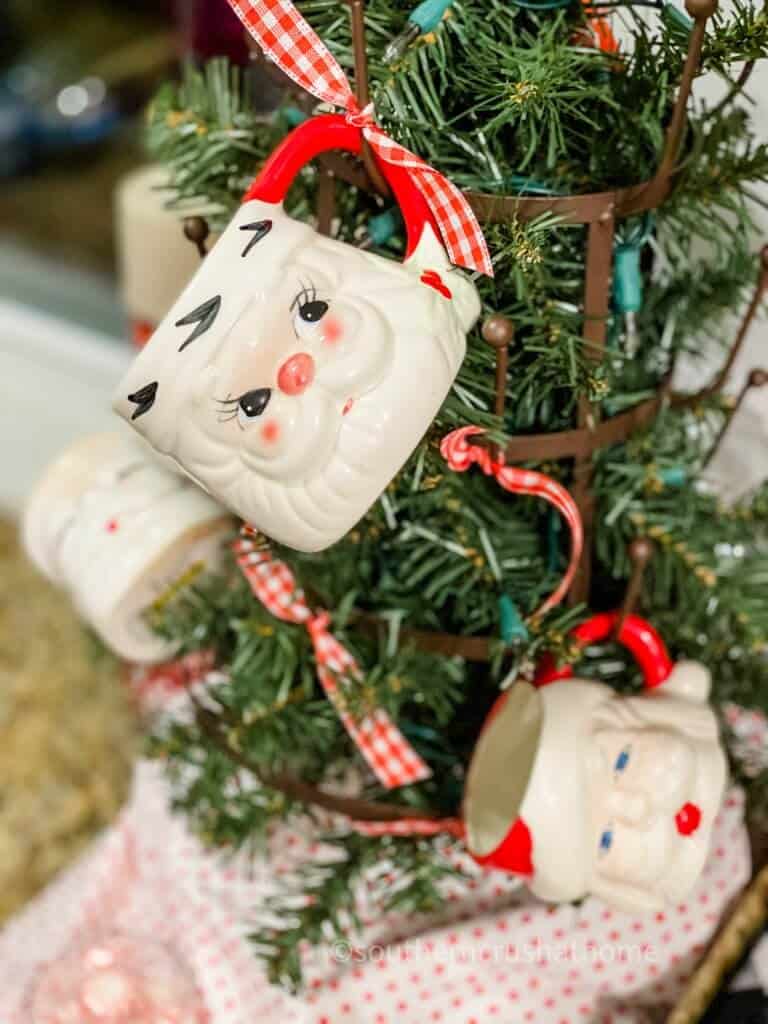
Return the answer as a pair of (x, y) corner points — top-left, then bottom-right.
(463, 612), (727, 912)
(23, 433), (233, 663)
(113, 115), (481, 552)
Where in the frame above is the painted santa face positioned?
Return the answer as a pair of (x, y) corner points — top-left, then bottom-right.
(113, 201), (480, 552)
(586, 691), (726, 911)
(23, 434), (232, 663)
(463, 665), (727, 913)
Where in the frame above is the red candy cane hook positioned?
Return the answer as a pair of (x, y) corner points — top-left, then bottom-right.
(440, 426), (583, 620)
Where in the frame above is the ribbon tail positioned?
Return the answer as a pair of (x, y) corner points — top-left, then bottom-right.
(311, 634), (432, 789)
(234, 527), (430, 790)
(227, 0), (353, 108)
(415, 167), (493, 277)
(364, 126), (493, 278)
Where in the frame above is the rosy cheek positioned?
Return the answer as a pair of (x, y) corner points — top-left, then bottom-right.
(261, 419), (280, 444)
(277, 352), (315, 395)
(322, 315), (343, 345)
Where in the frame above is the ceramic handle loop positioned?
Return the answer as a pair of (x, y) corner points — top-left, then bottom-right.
(534, 611), (674, 689)
(243, 114), (439, 259)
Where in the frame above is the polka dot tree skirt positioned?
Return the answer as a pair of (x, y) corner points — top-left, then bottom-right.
(0, 761), (750, 1024)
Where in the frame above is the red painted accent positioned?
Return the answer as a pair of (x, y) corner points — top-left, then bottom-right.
(261, 420), (280, 444)
(131, 319), (155, 348)
(342, 398), (354, 416)
(534, 611), (673, 689)
(277, 352), (315, 395)
(243, 115), (438, 260)
(471, 816), (534, 876)
(675, 802), (702, 836)
(105, 518), (119, 533)
(420, 270), (452, 299)
(323, 315), (343, 344)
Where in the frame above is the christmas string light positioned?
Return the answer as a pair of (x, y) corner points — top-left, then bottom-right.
(611, 213), (654, 356)
(384, 0), (455, 63)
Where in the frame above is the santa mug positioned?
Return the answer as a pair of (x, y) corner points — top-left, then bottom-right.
(463, 612), (727, 912)
(113, 115), (481, 552)
(23, 433), (233, 663)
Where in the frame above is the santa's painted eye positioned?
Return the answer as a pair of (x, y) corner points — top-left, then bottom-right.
(175, 295), (221, 351)
(598, 827), (613, 854)
(291, 284), (329, 335)
(614, 746), (631, 774)
(298, 299), (328, 323)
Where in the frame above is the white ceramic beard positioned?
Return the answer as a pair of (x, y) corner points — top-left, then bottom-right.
(112, 200), (480, 552)
(23, 434), (233, 663)
(464, 663), (727, 913)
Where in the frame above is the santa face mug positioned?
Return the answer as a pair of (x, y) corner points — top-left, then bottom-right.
(23, 433), (233, 663)
(463, 612), (727, 913)
(113, 116), (481, 552)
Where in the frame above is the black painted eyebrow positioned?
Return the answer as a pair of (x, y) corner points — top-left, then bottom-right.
(239, 219), (273, 258)
(174, 295), (221, 351)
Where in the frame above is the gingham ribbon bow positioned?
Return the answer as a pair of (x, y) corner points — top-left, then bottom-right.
(234, 526), (431, 789)
(441, 426), (584, 618)
(227, 0), (493, 277)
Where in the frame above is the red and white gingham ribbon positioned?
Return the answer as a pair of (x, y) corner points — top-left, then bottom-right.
(227, 0), (492, 277)
(441, 426), (583, 618)
(127, 649), (216, 708)
(233, 526), (431, 790)
(351, 816), (464, 837)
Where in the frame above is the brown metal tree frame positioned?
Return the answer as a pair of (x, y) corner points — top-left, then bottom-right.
(182, 0), (768, 819)
(308, 0), (767, 618)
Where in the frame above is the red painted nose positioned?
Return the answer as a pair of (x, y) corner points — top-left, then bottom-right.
(277, 353), (315, 395)
(675, 802), (701, 836)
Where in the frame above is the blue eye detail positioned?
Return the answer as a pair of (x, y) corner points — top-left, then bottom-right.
(599, 828), (613, 853)
(614, 746), (631, 773)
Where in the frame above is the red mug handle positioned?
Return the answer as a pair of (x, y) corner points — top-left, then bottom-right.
(533, 611), (673, 689)
(243, 114), (439, 261)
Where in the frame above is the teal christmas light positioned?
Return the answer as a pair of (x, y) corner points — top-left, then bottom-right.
(281, 105), (308, 128)
(659, 466), (687, 487)
(499, 593), (529, 645)
(367, 208), (401, 247)
(612, 215), (653, 355)
(384, 0), (455, 62)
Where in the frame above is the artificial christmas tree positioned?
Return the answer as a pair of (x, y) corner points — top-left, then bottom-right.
(13, 0), (768, 1015)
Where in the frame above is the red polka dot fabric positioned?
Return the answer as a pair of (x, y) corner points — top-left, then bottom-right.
(0, 764), (749, 1024)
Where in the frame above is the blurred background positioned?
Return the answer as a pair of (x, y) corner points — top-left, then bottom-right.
(0, 0), (260, 922)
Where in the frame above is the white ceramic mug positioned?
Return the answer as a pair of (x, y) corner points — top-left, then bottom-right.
(113, 115), (480, 552)
(23, 433), (233, 662)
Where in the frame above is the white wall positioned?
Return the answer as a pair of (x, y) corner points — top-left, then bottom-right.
(0, 300), (131, 511)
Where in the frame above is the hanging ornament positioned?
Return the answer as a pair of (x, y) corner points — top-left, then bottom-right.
(463, 611), (727, 912)
(383, 0), (455, 63)
(114, 111), (484, 552)
(23, 434), (233, 663)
